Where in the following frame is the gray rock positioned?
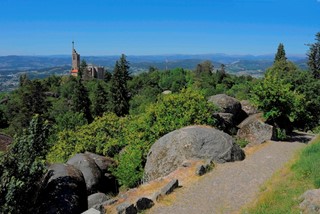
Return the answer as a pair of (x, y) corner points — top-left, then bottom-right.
(237, 114), (275, 145)
(240, 100), (259, 116)
(144, 126), (245, 181)
(213, 112), (238, 135)
(135, 197), (154, 211)
(88, 192), (111, 209)
(116, 203), (137, 214)
(209, 94), (248, 125)
(36, 163), (88, 214)
(85, 152), (116, 174)
(162, 90), (172, 95)
(161, 179), (179, 195)
(196, 165), (206, 176)
(300, 189), (320, 213)
(85, 152), (119, 194)
(182, 161), (191, 167)
(208, 94), (242, 115)
(150, 191), (162, 202)
(82, 208), (101, 214)
(67, 153), (102, 194)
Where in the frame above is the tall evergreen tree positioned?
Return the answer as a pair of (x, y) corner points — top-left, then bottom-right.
(274, 43), (287, 62)
(307, 32), (320, 79)
(119, 54), (131, 82)
(111, 55), (131, 116)
(71, 78), (92, 122)
(92, 82), (109, 117)
(78, 59), (87, 79)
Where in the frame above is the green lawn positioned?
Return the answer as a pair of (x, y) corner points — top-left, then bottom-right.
(242, 136), (320, 214)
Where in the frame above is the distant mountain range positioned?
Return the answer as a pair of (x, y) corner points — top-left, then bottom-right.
(0, 53), (308, 73)
(0, 54), (308, 92)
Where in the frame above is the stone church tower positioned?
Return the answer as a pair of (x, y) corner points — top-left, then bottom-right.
(70, 41), (104, 79)
(71, 41), (80, 76)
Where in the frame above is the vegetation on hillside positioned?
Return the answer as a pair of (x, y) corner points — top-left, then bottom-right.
(0, 32), (320, 212)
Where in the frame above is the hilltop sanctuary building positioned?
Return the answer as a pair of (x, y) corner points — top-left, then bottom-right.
(70, 42), (104, 80)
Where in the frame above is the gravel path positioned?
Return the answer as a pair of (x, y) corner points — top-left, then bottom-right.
(148, 140), (309, 214)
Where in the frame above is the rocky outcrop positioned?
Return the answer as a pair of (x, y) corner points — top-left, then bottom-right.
(144, 126), (245, 181)
(88, 193), (111, 209)
(299, 189), (320, 213)
(240, 100), (259, 116)
(213, 113), (238, 135)
(67, 153), (118, 195)
(36, 163), (88, 214)
(208, 94), (242, 115)
(67, 153), (102, 194)
(237, 113), (275, 145)
(209, 94), (248, 134)
(85, 152), (119, 194)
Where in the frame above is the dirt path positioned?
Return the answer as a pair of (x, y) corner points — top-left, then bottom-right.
(148, 137), (312, 214)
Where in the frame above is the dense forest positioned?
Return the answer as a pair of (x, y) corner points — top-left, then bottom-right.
(0, 32), (320, 213)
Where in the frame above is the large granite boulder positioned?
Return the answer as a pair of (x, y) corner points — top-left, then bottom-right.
(237, 113), (275, 145)
(67, 153), (102, 194)
(300, 189), (320, 213)
(240, 100), (259, 116)
(85, 152), (119, 193)
(213, 112), (238, 135)
(209, 94), (248, 129)
(144, 126), (245, 181)
(208, 94), (242, 115)
(36, 163), (88, 214)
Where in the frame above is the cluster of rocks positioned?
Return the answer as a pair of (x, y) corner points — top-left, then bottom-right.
(144, 94), (276, 182)
(36, 152), (118, 214)
(35, 93), (277, 213)
(209, 94), (275, 146)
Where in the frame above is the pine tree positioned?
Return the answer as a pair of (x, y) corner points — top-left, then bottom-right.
(307, 32), (320, 79)
(92, 82), (109, 117)
(78, 59), (87, 79)
(274, 43), (287, 62)
(71, 78), (92, 122)
(111, 55), (131, 116)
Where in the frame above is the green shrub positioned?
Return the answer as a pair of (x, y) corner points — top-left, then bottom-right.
(235, 138), (250, 148)
(47, 89), (218, 187)
(275, 128), (287, 141)
(0, 115), (50, 213)
(112, 145), (144, 188)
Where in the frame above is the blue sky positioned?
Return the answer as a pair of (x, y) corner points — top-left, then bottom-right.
(0, 0), (319, 56)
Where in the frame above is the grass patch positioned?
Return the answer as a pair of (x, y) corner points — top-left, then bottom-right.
(242, 136), (320, 214)
(236, 138), (250, 148)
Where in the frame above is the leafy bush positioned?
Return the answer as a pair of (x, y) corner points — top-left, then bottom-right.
(251, 70), (304, 130)
(112, 145), (144, 188)
(235, 138), (250, 148)
(0, 115), (50, 213)
(47, 89), (218, 187)
(275, 128), (287, 141)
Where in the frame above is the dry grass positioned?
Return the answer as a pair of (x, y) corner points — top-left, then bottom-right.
(244, 141), (271, 156)
(105, 159), (207, 213)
